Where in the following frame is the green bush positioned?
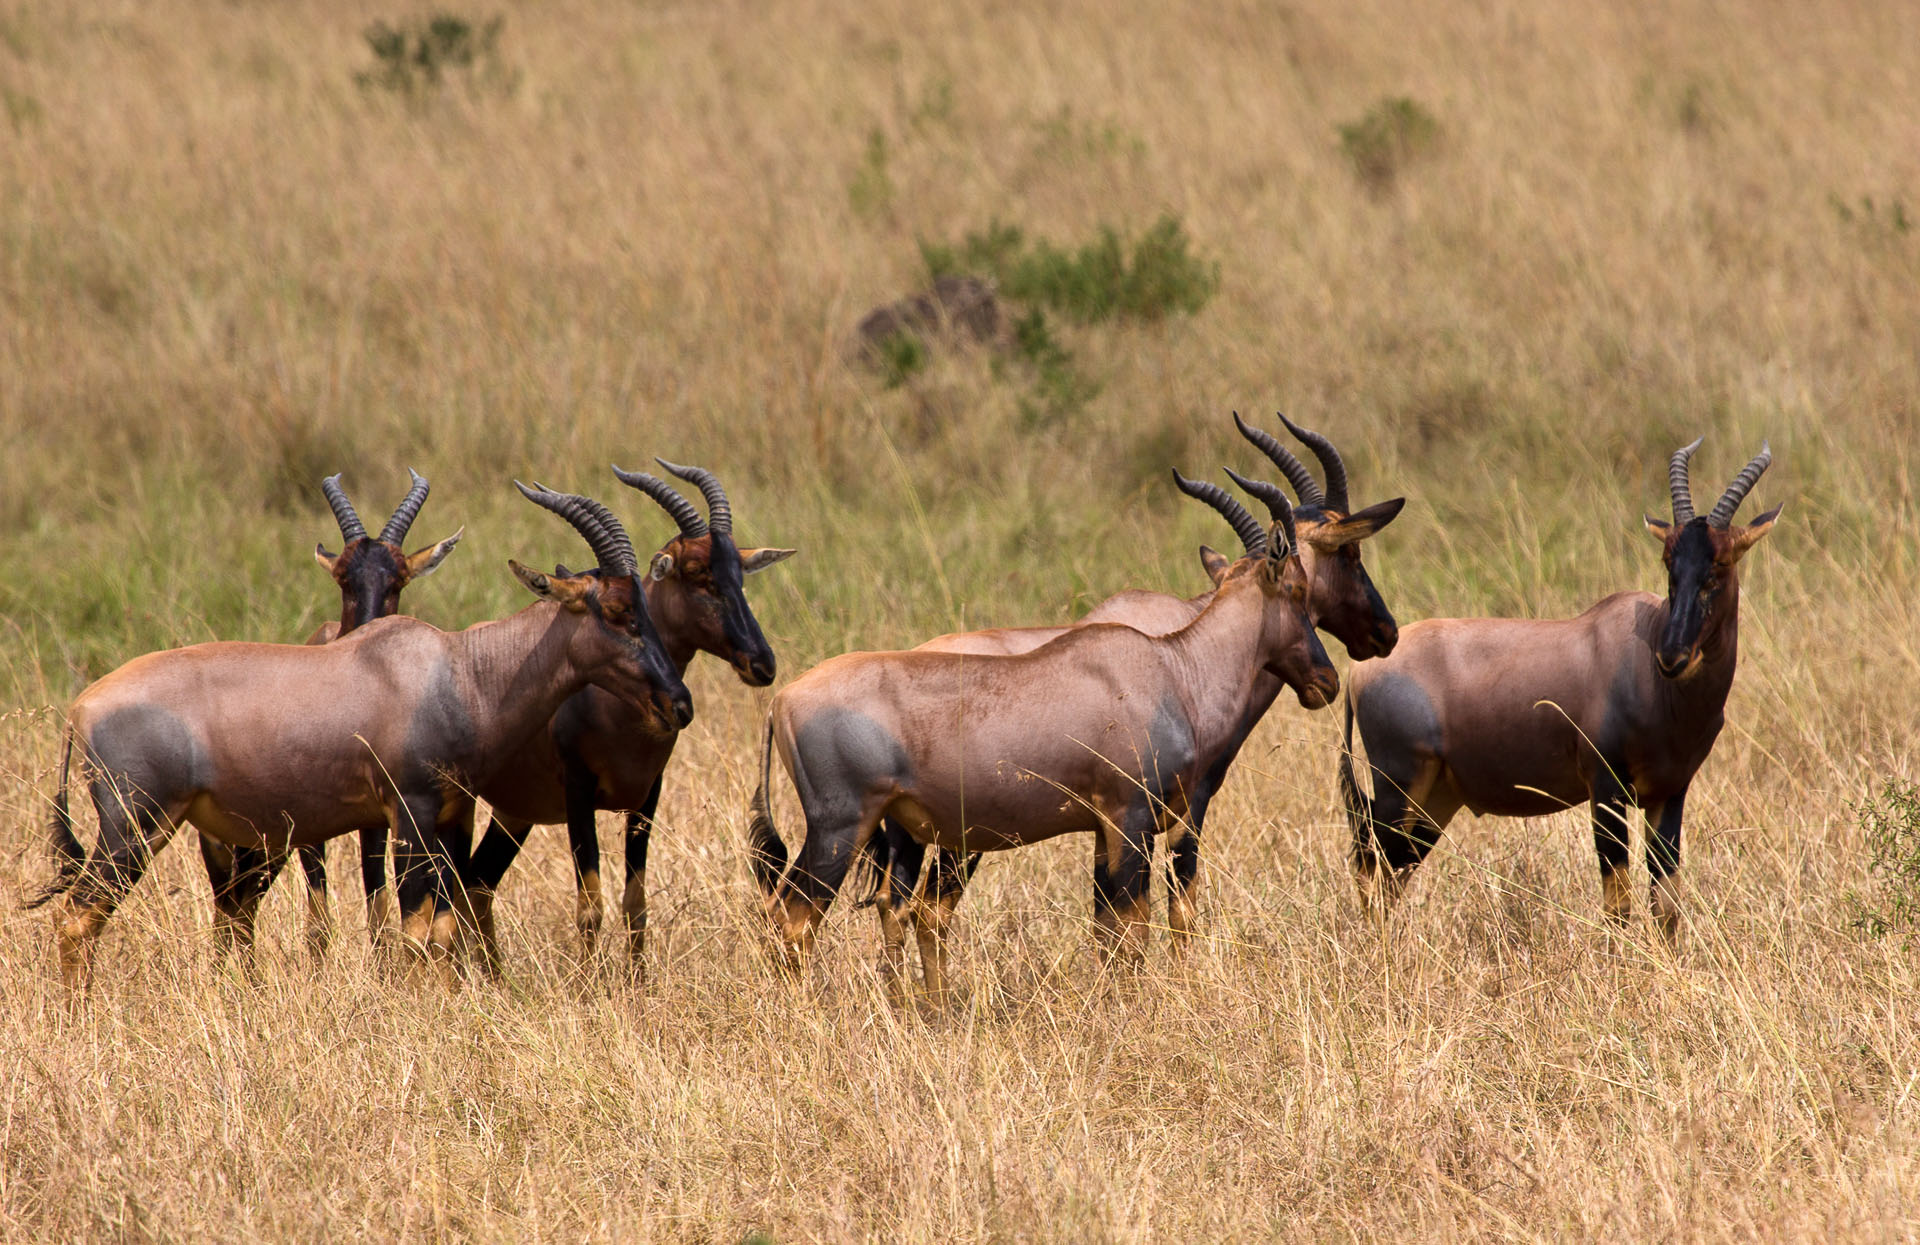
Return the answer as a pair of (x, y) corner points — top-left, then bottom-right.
(872, 330), (926, 389)
(923, 214), (1217, 324)
(356, 13), (515, 98)
(1338, 96), (1440, 191)
(1847, 778), (1920, 940)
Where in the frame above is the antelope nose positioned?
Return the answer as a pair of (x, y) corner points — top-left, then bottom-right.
(671, 693), (695, 729)
(747, 655), (776, 686)
(1655, 650), (1689, 679)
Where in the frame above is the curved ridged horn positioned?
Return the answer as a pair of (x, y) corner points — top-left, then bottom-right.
(1668, 436), (1703, 525)
(378, 468), (431, 546)
(1171, 468), (1267, 558)
(321, 474), (368, 544)
(654, 458), (731, 535)
(1233, 412), (1323, 507)
(612, 464), (707, 539)
(1222, 467), (1293, 524)
(514, 481), (638, 576)
(1707, 441), (1771, 528)
(1275, 413), (1349, 513)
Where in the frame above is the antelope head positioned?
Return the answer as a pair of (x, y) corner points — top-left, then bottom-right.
(1644, 438), (1782, 680)
(1173, 469), (1340, 709)
(1223, 412), (1405, 660)
(611, 459), (796, 686)
(314, 470), (463, 635)
(511, 482), (695, 730)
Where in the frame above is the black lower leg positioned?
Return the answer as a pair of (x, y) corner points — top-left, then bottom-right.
(1591, 764), (1634, 925)
(562, 756), (604, 948)
(622, 779), (660, 964)
(1647, 786), (1687, 941)
(1103, 802), (1157, 960)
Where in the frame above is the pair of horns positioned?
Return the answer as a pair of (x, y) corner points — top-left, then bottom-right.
(613, 459), (732, 539)
(514, 482), (639, 577)
(1171, 468), (1297, 560)
(1232, 412), (1350, 513)
(321, 469), (432, 547)
(1668, 438), (1772, 528)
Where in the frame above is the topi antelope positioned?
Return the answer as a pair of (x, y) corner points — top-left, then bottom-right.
(1339, 439), (1781, 943)
(199, 470), (463, 962)
(462, 461), (795, 974)
(885, 414), (1402, 991)
(27, 483), (693, 991)
(747, 474), (1339, 989)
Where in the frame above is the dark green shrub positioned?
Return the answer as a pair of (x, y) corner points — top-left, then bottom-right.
(356, 13), (515, 98)
(873, 330), (927, 389)
(1010, 309), (1100, 429)
(1337, 96), (1439, 192)
(921, 214), (1216, 325)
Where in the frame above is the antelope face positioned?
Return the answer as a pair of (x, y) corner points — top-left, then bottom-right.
(1296, 499), (1406, 661)
(314, 531), (462, 635)
(515, 563), (695, 729)
(1256, 545), (1341, 710)
(647, 533), (797, 687)
(1646, 507), (1781, 680)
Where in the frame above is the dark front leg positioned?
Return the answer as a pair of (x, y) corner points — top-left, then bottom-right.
(357, 824), (395, 950)
(622, 778), (662, 970)
(465, 814), (535, 980)
(1646, 787), (1688, 947)
(296, 843), (332, 963)
(1166, 776), (1223, 946)
(1097, 799), (1159, 962)
(391, 790), (460, 971)
(1590, 763), (1635, 927)
(563, 757), (605, 955)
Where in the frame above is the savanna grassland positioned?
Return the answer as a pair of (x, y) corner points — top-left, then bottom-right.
(3, 0), (1919, 1239)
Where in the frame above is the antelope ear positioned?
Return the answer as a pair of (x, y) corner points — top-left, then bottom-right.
(740, 546), (798, 575)
(314, 542), (339, 573)
(1308, 497), (1406, 550)
(649, 550), (675, 581)
(1643, 515), (1673, 542)
(1197, 544), (1232, 586)
(406, 526), (463, 580)
(1725, 503), (1783, 561)
(512, 559), (592, 609)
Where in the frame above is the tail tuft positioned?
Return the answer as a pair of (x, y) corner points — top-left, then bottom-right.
(23, 734), (83, 910)
(746, 715), (789, 897)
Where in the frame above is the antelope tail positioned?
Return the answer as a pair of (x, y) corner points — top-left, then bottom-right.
(746, 714), (789, 898)
(24, 733), (83, 910)
(1337, 691), (1373, 845)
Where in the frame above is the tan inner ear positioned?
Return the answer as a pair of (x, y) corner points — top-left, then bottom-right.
(314, 543), (339, 573)
(740, 546), (799, 574)
(1724, 507), (1782, 562)
(406, 527), (463, 580)
(1643, 515), (1673, 543)
(511, 559), (593, 609)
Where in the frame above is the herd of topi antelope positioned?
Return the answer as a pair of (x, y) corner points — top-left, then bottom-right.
(25, 417), (1781, 999)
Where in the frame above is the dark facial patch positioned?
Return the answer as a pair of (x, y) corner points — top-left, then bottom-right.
(1657, 519), (1721, 675)
(331, 540), (410, 635)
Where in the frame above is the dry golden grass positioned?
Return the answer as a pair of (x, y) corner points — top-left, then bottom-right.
(3, 0), (1920, 1238)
